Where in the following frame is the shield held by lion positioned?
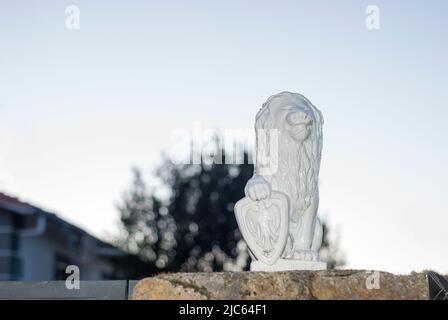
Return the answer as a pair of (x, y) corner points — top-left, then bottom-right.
(234, 191), (290, 265)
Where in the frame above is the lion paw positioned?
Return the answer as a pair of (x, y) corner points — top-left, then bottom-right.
(244, 175), (271, 201)
(294, 250), (319, 261)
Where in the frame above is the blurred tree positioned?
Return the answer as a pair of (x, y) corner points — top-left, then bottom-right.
(116, 139), (344, 275)
(319, 222), (346, 269)
(115, 168), (177, 275)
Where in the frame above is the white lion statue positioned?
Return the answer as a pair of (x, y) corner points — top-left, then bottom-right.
(235, 91), (326, 271)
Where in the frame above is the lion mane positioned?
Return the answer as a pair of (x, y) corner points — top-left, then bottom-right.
(254, 92), (323, 222)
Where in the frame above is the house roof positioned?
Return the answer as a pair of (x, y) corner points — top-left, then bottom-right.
(0, 191), (124, 257)
(0, 192), (37, 215)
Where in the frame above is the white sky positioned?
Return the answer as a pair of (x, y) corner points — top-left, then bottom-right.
(1, 0), (447, 273)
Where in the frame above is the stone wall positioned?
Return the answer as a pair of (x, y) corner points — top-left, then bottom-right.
(131, 270), (429, 300)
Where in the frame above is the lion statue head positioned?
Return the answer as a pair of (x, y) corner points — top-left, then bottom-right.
(254, 91), (323, 221)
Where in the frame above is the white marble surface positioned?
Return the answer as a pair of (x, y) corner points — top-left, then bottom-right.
(251, 259), (327, 272)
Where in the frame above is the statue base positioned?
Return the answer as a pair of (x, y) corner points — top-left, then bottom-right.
(250, 259), (327, 272)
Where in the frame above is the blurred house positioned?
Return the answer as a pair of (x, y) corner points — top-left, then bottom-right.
(0, 192), (130, 281)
